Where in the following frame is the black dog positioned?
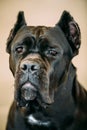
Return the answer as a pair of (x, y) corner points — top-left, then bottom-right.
(6, 11), (87, 130)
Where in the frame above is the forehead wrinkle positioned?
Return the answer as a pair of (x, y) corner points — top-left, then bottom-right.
(29, 26), (50, 39)
(12, 26), (51, 47)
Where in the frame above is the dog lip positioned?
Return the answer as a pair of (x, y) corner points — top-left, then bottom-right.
(22, 82), (37, 91)
(21, 82), (37, 101)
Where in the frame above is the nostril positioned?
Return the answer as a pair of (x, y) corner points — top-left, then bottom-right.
(21, 64), (27, 71)
(31, 64), (39, 71)
(20, 62), (40, 72)
(31, 65), (36, 71)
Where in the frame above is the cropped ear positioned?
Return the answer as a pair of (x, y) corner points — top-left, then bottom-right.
(6, 11), (27, 54)
(57, 11), (81, 56)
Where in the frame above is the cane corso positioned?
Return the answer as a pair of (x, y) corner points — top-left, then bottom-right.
(6, 11), (87, 130)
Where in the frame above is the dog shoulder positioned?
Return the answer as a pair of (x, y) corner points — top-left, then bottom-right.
(72, 79), (87, 129)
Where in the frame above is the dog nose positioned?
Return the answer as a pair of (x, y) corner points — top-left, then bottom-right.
(20, 62), (40, 72)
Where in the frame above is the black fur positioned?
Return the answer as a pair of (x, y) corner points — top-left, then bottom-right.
(6, 11), (27, 54)
(57, 11), (81, 55)
(6, 11), (87, 130)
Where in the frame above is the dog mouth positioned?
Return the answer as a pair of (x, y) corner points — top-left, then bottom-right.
(16, 81), (51, 109)
(16, 82), (38, 107)
(21, 82), (37, 101)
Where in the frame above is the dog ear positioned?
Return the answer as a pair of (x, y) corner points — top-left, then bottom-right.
(57, 11), (81, 56)
(6, 11), (27, 54)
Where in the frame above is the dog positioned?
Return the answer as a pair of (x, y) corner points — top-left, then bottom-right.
(6, 11), (87, 130)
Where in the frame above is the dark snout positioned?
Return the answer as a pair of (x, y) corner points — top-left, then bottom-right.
(19, 60), (40, 104)
(15, 54), (53, 108)
(20, 60), (40, 73)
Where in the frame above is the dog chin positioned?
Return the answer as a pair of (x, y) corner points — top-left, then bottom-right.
(21, 82), (37, 101)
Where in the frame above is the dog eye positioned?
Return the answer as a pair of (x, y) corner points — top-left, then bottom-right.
(16, 46), (24, 54)
(49, 49), (58, 56)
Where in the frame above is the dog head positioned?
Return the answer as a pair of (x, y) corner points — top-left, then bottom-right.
(6, 11), (81, 109)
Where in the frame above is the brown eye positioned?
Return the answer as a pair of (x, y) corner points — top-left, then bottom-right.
(16, 46), (23, 54)
(49, 50), (58, 56)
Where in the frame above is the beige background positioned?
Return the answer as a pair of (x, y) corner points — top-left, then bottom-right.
(0, 0), (87, 130)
